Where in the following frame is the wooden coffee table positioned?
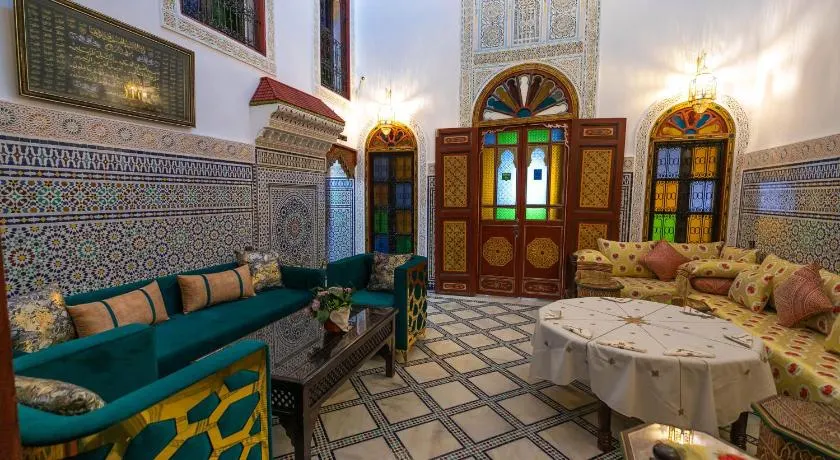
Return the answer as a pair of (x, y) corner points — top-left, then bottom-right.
(248, 307), (396, 459)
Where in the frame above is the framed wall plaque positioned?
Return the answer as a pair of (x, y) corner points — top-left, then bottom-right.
(14, 0), (196, 127)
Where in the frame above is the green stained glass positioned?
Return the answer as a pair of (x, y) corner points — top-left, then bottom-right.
(497, 131), (518, 145)
(527, 129), (549, 143)
(651, 213), (676, 242)
(395, 235), (413, 254)
(495, 208), (516, 220)
(525, 208), (546, 220)
(374, 209), (388, 233)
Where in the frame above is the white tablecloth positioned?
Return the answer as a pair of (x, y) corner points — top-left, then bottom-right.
(530, 298), (776, 434)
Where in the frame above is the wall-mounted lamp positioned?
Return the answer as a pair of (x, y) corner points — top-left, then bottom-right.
(688, 52), (717, 114)
(377, 88), (395, 136)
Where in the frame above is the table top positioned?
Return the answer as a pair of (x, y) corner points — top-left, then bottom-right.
(620, 423), (755, 460)
(247, 306), (395, 384)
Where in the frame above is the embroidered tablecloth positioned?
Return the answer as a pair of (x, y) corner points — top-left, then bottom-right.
(530, 297), (776, 434)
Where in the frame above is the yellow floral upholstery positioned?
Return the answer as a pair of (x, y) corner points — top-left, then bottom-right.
(596, 239), (656, 278)
(721, 246), (759, 263)
(616, 277), (677, 303)
(674, 260), (760, 301)
(574, 249), (613, 266)
(670, 241), (724, 261)
(827, 316), (840, 355)
(689, 293), (840, 405)
(729, 269), (774, 312)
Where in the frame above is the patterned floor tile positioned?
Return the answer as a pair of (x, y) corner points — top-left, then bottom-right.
(425, 339), (464, 355)
(320, 404), (377, 441)
(404, 361), (451, 383)
(397, 420), (462, 459)
(470, 317), (503, 329)
(453, 309), (482, 319)
(376, 392), (431, 424)
(445, 353), (489, 373)
(481, 346), (524, 364)
(478, 305), (507, 315)
(541, 384), (597, 410)
(459, 333), (497, 348)
(506, 362), (543, 384)
(332, 437), (396, 460)
(469, 371), (519, 396)
(451, 405), (514, 442)
(428, 313), (456, 325)
(323, 381), (359, 406)
(360, 372), (407, 394)
(497, 313), (530, 324)
(539, 422), (603, 460)
(486, 438), (551, 460)
(425, 381), (479, 409)
(498, 393), (558, 425)
(489, 327), (526, 342)
(441, 322), (475, 335)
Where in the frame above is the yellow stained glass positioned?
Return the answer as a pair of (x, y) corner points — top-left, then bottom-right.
(549, 208), (561, 220)
(373, 184), (389, 206)
(395, 156), (412, 180)
(550, 144), (562, 206)
(691, 146), (718, 178)
(482, 147), (496, 206)
(396, 210), (412, 234)
(687, 214), (713, 243)
(482, 207), (494, 220)
(654, 181), (678, 212)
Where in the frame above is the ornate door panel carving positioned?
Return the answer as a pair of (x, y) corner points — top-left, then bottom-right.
(479, 225), (517, 295)
(521, 225), (564, 297)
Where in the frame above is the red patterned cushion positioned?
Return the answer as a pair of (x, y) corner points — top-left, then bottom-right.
(641, 241), (690, 281)
(691, 277), (734, 295)
(775, 264), (834, 328)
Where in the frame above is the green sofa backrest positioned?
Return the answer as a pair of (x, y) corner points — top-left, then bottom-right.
(66, 262), (237, 318)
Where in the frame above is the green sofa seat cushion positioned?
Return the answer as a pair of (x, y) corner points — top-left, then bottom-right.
(154, 288), (312, 375)
(351, 289), (395, 308)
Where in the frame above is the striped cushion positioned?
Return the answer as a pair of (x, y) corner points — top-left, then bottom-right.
(68, 281), (169, 337)
(178, 265), (255, 314)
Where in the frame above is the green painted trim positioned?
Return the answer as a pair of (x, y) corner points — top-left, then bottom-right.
(138, 287), (156, 323)
(199, 274), (212, 307)
(232, 269), (244, 298)
(100, 300), (118, 327)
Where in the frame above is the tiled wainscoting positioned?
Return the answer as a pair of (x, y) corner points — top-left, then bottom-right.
(327, 176), (356, 262)
(427, 175), (436, 289)
(620, 171), (633, 241)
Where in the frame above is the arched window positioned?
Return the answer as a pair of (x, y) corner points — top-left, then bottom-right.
(366, 122), (417, 253)
(645, 103), (735, 243)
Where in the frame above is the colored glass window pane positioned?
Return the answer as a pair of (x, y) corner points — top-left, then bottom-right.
(548, 208), (560, 220)
(496, 150), (517, 206)
(495, 208), (515, 220)
(654, 181), (679, 212)
(484, 132), (496, 145)
(656, 147), (680, 179)
(373, 184), (389, 206)
(374, 234), (389, 253)
(481, 207), (494, 220)
(551, 128), (564, 142)
(527, 129), (549, 143)
(549, 145), (562, 205)
(525, 208), (547, 220)
(395, 183), (412, 209)
(482, 148), (496, 206)
(526, 148), (547, 207)
(651, 213), (676, 242)
(395, 210), (411, 234)
(395, 235), (412, 254)
(691, 146), (718, 178)
(374, 210), (388, 233)
(395, 156), (412, 181)
(689, 180), (715, 212)
(497, 131), (518, 145)
(687, 214), (713, 243)
(373, 157), (389, 181)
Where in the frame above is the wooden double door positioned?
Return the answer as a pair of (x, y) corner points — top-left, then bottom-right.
(435, 119), (626, 298)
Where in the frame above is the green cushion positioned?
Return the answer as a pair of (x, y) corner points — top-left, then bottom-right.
(351, 290), (394, 308)
(154, 288), (311, 375)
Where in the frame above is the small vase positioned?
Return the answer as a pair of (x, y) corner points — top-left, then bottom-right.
(325, 307), (351, 333)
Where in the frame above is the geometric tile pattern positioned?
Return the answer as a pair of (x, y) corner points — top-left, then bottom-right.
(737, 157), (840, 272)
(272, 294), (760, 458)
(326, 175), (355, 263)
(427, 175), (436, 289)
(620, 172), (633, 241)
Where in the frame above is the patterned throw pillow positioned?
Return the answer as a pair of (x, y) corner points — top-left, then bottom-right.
(721, 246), (759, 263)
(728, 269), (774, 312)
(596, 239), (657, 278)
(367, 252), (413, 292)
(690, 278), (734, 296)
(178, 265), (255, 313)
(641, 241), (689, 281)
(774, 264), (834, 328)
(669, 241), (725, 261)
(68, 281), (169, 338)
(235, 249), (283, 292)
(8, 286), (75, 353)
(15, 375), (105, 415)
(759, 254), (803, 306)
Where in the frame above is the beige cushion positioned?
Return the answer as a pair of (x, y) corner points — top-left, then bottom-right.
(68, 281), (169, 338)
(178, 265), (255, 313)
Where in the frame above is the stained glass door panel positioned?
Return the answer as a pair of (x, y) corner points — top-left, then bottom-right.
(369, 151), (415, 254)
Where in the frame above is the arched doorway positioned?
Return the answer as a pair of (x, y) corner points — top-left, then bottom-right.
(644, 102), (735, 243)
(365, 122), (418, 253)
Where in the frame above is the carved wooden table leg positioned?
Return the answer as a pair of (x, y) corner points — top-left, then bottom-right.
(597, 400), (613, 451)
(730, 411), (749, 449)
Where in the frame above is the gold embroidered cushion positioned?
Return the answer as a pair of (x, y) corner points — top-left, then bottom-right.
(774, 264), (835, 328)
(8, 286), (75, 353)
(641, 240), (689, 281)
(728, 269), (774, 312)
(68, 281), (170, 338)
(235, 249), (283, 292)
(178, 265), (255, 313)
(368, 252), (413, 292)
(15, 375), (105, 415)
(720, 246), (759, 263)
(596, 239), (657, 278)
(670, 241), (724, 261)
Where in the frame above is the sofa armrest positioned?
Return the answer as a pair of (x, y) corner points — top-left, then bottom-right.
(572, 249), (613, 282)
(327, 254), (371, 290)
(393, 256), (428, 351)
(282, 266), (326, 291)
(14, 324), (157, 402)
(20, 340), (270, 451)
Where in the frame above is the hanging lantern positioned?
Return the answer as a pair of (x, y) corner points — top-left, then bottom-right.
(377, 88), (395, 136)
(688, 52), (717, 114)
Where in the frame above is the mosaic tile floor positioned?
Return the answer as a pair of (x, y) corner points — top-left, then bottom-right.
(272, 294), (760, 459)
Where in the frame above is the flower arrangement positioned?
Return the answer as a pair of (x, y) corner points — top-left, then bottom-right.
(310, 286), (354, 332)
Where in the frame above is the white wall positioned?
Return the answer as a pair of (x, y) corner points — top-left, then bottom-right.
(598, 0), (840, 154)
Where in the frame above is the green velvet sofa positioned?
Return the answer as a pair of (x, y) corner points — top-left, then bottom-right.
(326, 254), (427, 361)
(15, 324), (272, 458)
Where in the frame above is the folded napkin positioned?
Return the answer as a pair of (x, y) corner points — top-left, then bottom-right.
(724, 333), (754, 348)
(663, 348), (716, 358)
(562, 325), (593, 339)
(543, 310), (563, 320)
(680, 309), (714, 319)
(601, 297), (632, 303)
(596, 339), (647, 353)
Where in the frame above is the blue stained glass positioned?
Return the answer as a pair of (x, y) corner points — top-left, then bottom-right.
(374, 234), (390, 253)
(496, 150), (517, 206)
(373, 157), (389, 181)
(689, 180), (715, 212)
(484, 132), (496, 145)
(656, 147), (680, 179)
(395, 183), (412, 209)
(551, 128), (564, 142)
